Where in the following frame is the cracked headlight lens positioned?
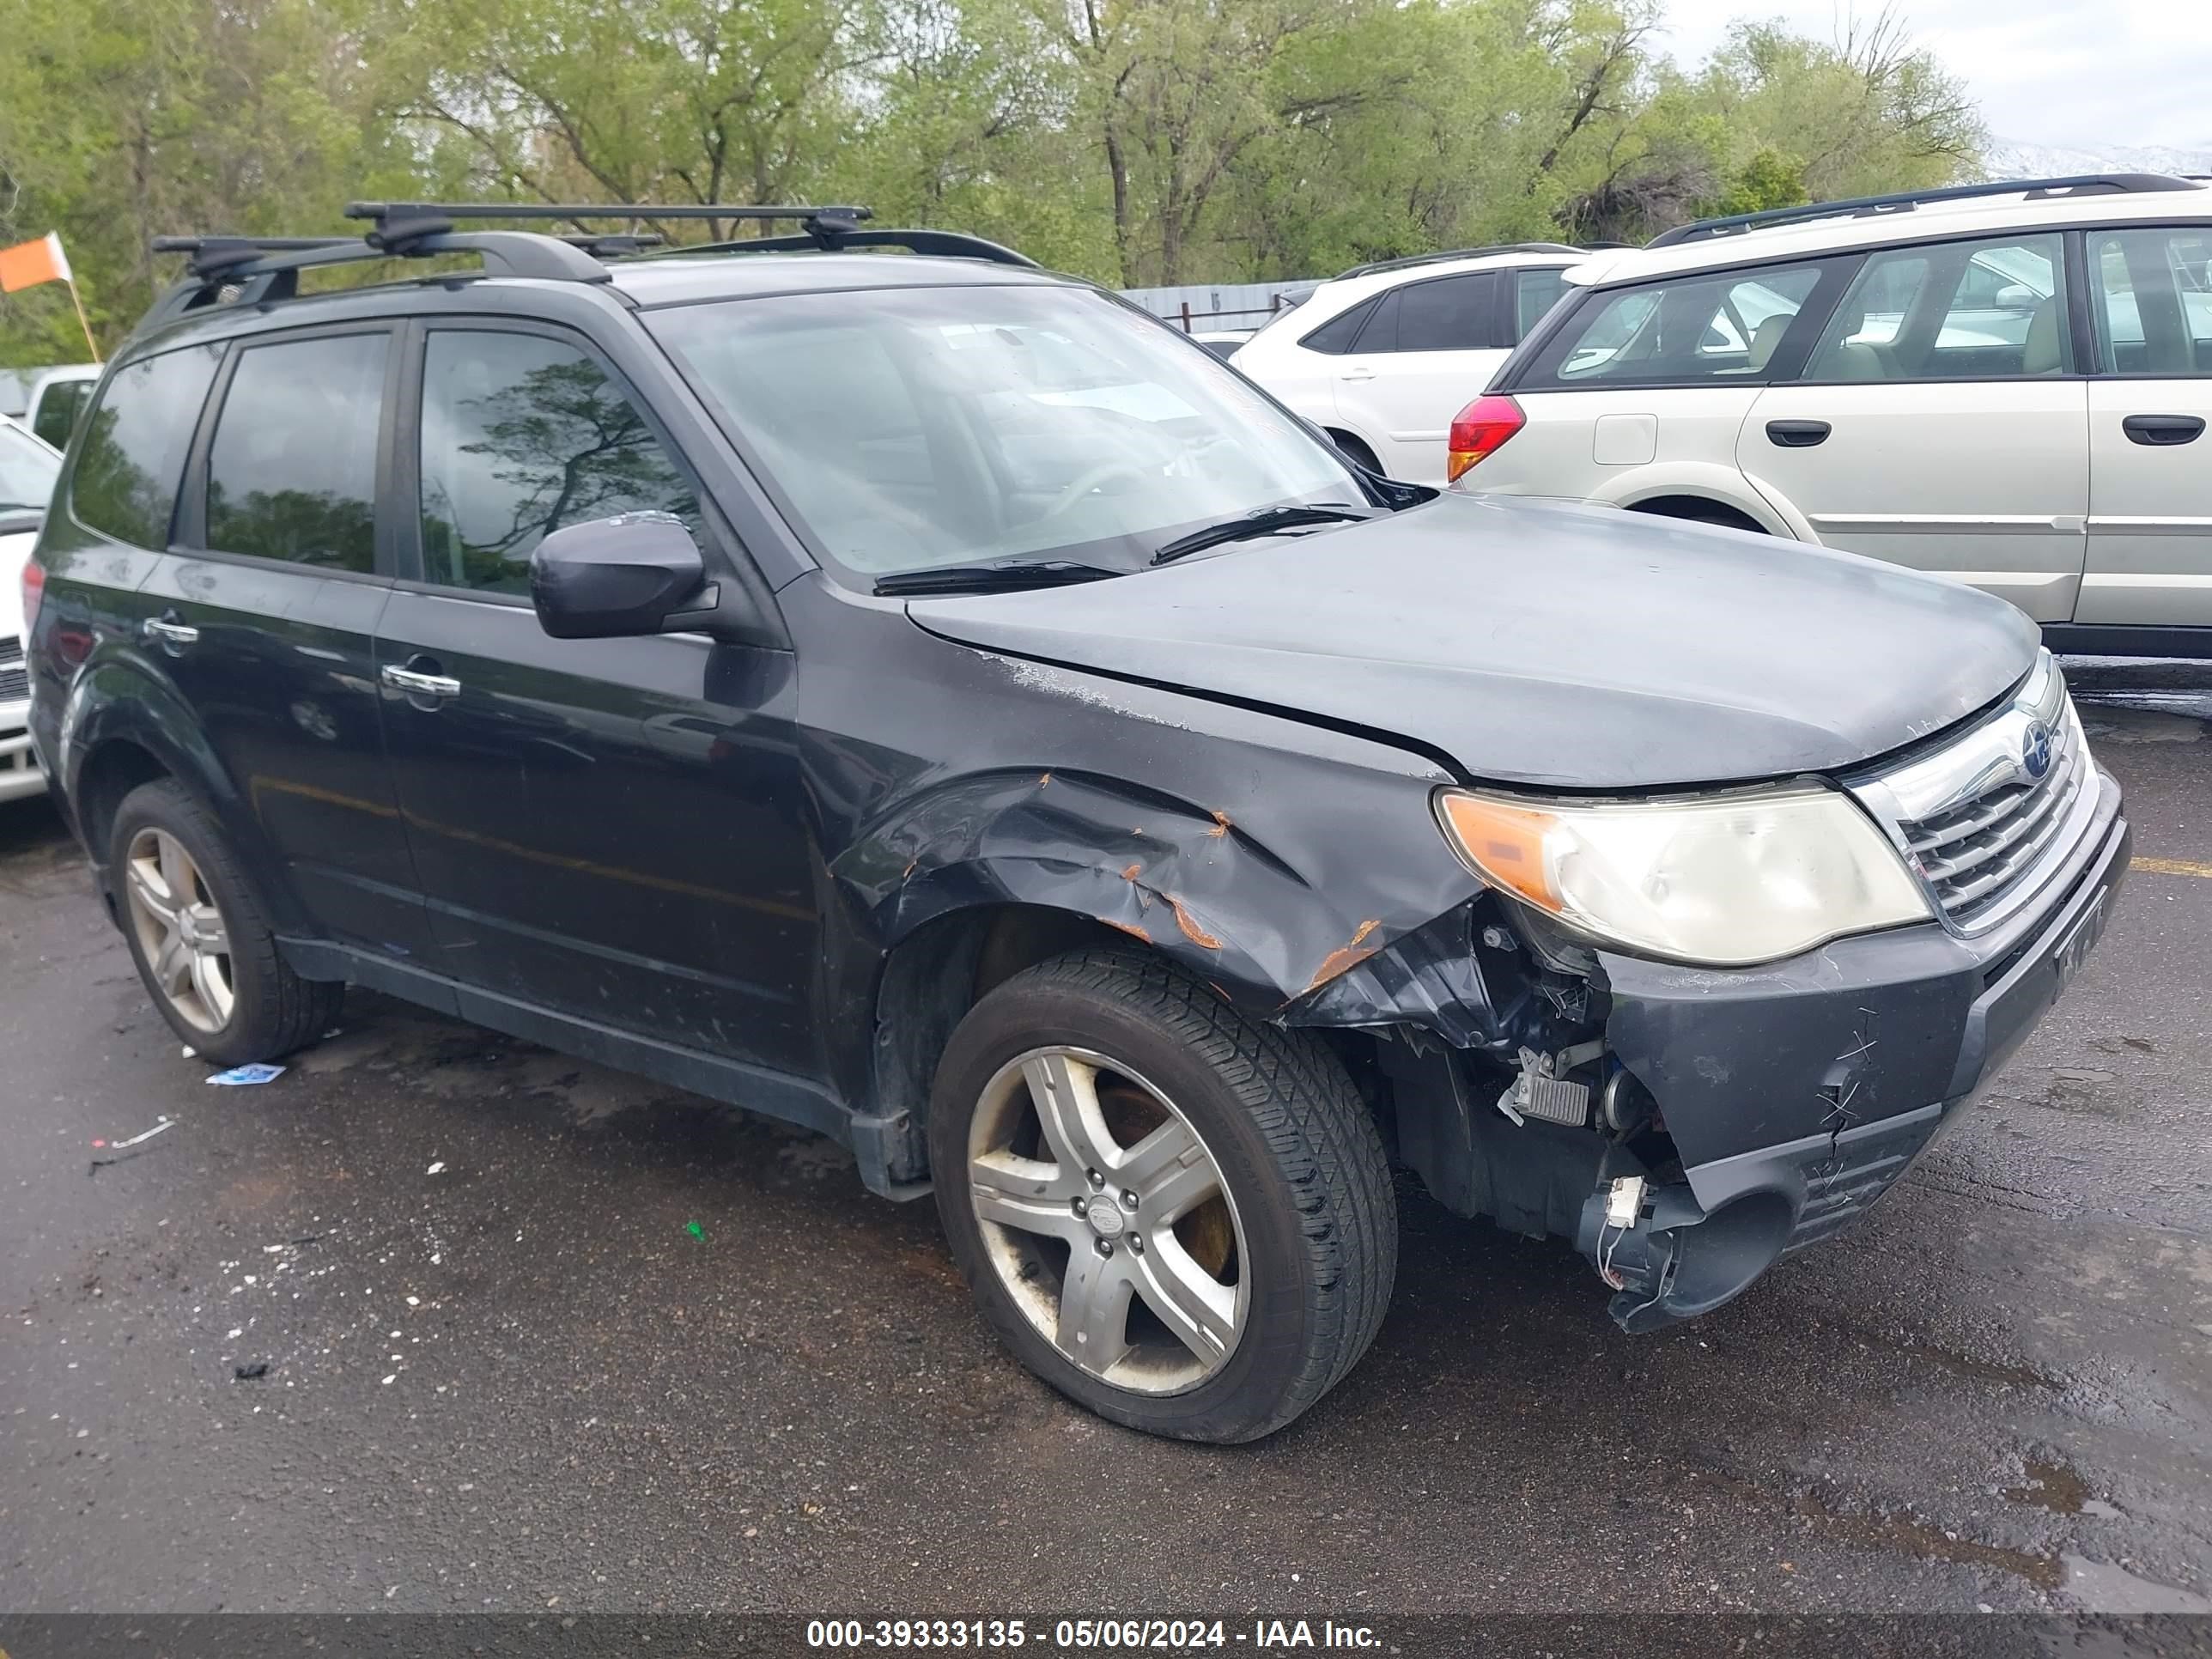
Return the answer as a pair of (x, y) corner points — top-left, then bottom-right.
(1436, 785), (1931, 967)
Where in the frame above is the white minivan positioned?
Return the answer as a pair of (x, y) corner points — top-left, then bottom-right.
(1231, 245), (1586, 483)
(1450, 175), (2212, 655)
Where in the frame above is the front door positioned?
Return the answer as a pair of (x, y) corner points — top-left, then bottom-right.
(374, 321), (817, 1073)
(148, 324), (430, 957)
(1741, 232), (2089, 623)
(2080, 223), (2212, 626)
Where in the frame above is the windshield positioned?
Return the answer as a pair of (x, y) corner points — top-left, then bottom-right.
(0, 419), (61, 514)
(647, 285), (1359, 581)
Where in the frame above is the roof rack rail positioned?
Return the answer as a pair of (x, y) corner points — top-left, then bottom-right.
(150, 229), (664, 279)
(142, 221), (619, 331)
(1648, 173), (2204, 248)
(1334, 242), (1584, 281)
(345, 200), (1036, 267)
(136, 199), (1035, 335)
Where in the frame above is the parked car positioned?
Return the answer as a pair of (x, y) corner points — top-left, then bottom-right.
(1188, 328), (1253, 361)
(26, 363), (100, 452)
(1, 415), (61, 803)
(1448, 173), (2212, 657)
(25, 204), (2127, 1443)
(1230, 244), (1586, 482)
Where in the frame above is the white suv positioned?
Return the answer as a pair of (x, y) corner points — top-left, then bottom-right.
(1449, 175), (2212, 654)
(1231, 244), (1586, 483)
(1, 416), (61, 804)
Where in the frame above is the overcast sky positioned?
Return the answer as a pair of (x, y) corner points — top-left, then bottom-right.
(1655, 0), (2212, 154)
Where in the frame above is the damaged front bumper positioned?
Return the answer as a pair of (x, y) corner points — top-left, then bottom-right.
(1292, 770), (2130, 1334)
(1583, 775), (2130, 1330)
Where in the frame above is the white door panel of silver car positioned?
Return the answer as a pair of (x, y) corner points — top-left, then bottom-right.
(1740, 380), (2089, 620)
(1736, 234), (2090, 623)
(2079, 227), (2212, 625)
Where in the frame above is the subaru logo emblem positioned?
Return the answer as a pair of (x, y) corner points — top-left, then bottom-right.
(2021, 720), (2054, 781)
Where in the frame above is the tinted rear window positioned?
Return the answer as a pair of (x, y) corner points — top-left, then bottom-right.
(1389, 272), (1498, 352)
(71, 345), (222, 548)
(205, 332), (388, 573)
(1514, 267), (1573, 338)
(32, 380), (91, 450)
(1298, 299), (1373, 355)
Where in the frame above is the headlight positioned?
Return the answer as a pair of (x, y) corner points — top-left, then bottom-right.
(1436, 785), (1931, 966)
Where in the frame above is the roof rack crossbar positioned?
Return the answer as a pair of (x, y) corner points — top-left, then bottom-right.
(1648, 173), (2204, 247)
(150, 235), (359, 278)
(343, 200), (872, 237)
(138, 199), (1032, 332)
(1335, 242), (1583, 280)
(680, 225), (1038, 267)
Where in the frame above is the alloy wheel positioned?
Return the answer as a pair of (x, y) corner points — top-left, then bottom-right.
(123, 828), (235, 1035)
(965, 1046), (1248, 1394)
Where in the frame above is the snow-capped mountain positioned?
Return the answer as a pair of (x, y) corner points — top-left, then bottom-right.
(1985, 137), (2212, 180)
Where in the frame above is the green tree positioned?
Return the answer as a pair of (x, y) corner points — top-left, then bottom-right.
(0, 0), (417, 362)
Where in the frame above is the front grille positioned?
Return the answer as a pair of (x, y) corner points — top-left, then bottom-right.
(1848, 652), (2097, 934)
(0, 637), (24, 702)
(1898, 706), (2084, 924)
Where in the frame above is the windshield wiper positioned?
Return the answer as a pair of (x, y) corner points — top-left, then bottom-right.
(874, 559), (1125, 597)
(1148, 502), (1377, 565)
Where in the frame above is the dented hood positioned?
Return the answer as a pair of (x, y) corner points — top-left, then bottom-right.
(907, 493), (2040, 789)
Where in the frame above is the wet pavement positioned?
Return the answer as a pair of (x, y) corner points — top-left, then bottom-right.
(2, 657), (2209, 1618)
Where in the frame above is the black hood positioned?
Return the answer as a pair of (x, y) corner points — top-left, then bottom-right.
(908, 493), (2041, 789)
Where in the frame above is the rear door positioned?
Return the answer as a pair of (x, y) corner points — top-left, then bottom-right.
(2080, 223), (2212, 625)
(373, 319), (817, 1073)
(1741, 232), (2089, 622)
(145, 324), (430, 957)
(1331, 270), (1510, 482)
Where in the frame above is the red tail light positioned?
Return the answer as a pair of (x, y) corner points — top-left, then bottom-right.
(20, 556), (43, 634)
(1447, 394), (1524, 482)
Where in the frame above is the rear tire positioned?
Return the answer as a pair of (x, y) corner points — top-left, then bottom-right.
(928, 949), (1395, 1443)
(109, 780), (343, 1067)
(1627, 497), (1767, 534)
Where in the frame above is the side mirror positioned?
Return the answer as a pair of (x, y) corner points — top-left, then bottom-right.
(530, 512), (711, 641)
(1994, 283), (2039, 311)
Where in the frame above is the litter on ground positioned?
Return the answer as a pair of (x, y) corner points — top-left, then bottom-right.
(207, 1063), (285, 1086)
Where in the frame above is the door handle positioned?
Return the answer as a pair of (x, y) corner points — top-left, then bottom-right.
(142, 615), (198, 651)
(380, 662), (462, 701)
(1765, 419), (1832, 447)
(2121, 413), (2205, 447)
(1338, 366), (1376, 382)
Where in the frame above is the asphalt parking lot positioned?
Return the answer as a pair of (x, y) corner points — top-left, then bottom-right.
(3, 657), (2209, 1620)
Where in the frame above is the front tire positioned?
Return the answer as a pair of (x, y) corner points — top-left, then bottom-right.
(110, 780), (343, 1067)
(928, 949), (1395, 1443)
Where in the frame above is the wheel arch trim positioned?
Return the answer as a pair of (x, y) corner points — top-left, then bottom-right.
(59, 659), (312, 935)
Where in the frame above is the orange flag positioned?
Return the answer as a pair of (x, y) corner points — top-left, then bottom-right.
(0, 232), (73, 293)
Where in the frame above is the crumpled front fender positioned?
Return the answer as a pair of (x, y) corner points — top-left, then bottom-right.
(833, 765), (1421, 1008)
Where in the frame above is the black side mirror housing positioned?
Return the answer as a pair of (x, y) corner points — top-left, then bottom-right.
(530, 513), (712, 641)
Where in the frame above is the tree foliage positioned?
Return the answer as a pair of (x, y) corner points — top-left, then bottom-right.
(0, 0), (1985, 363)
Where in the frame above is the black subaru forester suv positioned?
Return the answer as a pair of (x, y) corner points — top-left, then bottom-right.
(23, 203), (2129, 1443)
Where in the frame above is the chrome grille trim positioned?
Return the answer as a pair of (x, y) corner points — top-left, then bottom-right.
(0, 637), (23, 702)
(1847, 652), (2100, 937)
